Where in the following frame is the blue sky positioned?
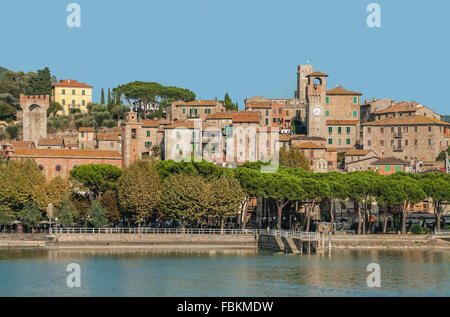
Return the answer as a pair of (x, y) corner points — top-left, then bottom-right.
(1, 0), (449, 114)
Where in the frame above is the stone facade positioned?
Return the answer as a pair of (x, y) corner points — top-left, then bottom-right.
(362, 116), (450, 164)
(344, 149), (379, 172)
(20, 94), (49, 145)
(166, 100), (225, 122)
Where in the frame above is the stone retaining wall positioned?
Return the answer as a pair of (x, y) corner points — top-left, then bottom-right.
(331, 234), (450, 249)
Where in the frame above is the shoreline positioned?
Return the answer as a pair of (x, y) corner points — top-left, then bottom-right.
(0, 233), (449, 250)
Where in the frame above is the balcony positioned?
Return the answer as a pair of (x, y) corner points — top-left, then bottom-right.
(393, 132), (403, 138)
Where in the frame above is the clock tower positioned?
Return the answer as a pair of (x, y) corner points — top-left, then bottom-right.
(306, 71), (328, 138)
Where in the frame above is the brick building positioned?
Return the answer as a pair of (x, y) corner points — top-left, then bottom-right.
(344, 149), (379, 172)
(362, 116), (450, 164)
(165, 100), (225, 121)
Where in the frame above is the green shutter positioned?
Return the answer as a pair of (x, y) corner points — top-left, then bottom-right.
(328, 138), (333, 145)
(384, 165), (391, 172)
(346, 138), (350, 145)
(326, 97), (329, 104)
(353, 111), (358, 117)
(353, 97), (357, 103)
(395, 165), (402, 172)
(326, 110), (329, 117)
(338, 127), (342, 134)
(328, 127), (332, 133)
(346, 127), (350, 133)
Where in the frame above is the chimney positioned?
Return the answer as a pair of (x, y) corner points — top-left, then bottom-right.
(372, 97), (377, 102)
(365, 99), (370, 104)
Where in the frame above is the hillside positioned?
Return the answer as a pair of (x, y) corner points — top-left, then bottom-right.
(441, 115), (450, 123)
(0, 66), (9, 80)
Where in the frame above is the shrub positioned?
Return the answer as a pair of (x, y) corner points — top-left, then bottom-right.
(410, 224), (422, 235)
(422, 226), (430, 234)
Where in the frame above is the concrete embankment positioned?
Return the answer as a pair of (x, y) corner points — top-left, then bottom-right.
(331, 234), (450, 250)
(49, 233), (258, 248)
(0, 234), (47, 248)
(257, 234), (321, 253)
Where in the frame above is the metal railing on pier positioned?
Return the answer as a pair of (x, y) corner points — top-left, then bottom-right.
(49, 227), (321, 239)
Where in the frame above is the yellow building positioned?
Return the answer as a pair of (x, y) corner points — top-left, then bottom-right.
(52, 79), (93, 115)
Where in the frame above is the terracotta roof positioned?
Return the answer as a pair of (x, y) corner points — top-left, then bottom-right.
(11, 141), (35, 149)
(78, 127), (95, 132)
(232, 111), (260, 123)
(13, 148), (121, 159)
(174, 100), (222, 107)
(373, 102), (423, 114)
(327, 120), (359, 125)
(53, 79), (92, 88)
(65, 143), (78, 147)
(362, 115), (450, 126)
(291, 135), (326, 141)
(141, 120), (162, 127)
(165, 121), (197, 129)
(326, 147), (338, 152)
(371, 157), (408, 165)
(278, 134), (291, 142)
(327, 87), (362, 96)
(293, 142), (326, 149)
(38, 138), (65, 146)
(307, 71), (328, 77)
(206, 111), (236, 120)
(97, 133), (120, 141)
(345, 149), (373, 156)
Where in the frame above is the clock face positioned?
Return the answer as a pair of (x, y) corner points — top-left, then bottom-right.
(312, 106), (322, 117)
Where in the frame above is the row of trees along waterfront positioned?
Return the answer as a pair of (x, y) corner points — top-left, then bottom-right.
(0, 158), (449, 233)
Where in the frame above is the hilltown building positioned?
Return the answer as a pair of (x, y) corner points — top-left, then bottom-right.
(52, 79), (93, 115)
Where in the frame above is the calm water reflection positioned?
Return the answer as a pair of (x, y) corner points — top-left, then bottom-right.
(0, 248), (448, 297)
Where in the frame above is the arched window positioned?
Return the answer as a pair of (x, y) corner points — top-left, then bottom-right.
(55, 165), (62, 172)
(38, 165), (44, 171)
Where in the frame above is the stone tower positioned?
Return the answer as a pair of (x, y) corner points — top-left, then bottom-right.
(296, 64), (313, 101)
(121, 111), (142, 166)
(20, 94), (49, 145)
(306, 72), (328, 138)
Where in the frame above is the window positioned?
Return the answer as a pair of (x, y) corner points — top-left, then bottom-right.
(265, 118), (268, 125)
(415, 127), (418, 133)
(384, 165), (391, 173)
(328, 127), (332, 133)
(205, 109), (211, 114)
(326, 110), (329, 117)
(132, 128), (137, 139)
(62, 89), (65, 95)
(404, 127), (408, 132)
(405, 140), (409, 146)
(367, 128), (371, 134)
(265, 110), (269, 116)
(353, 110), (358, 117)
(82, 100), (85, 106)
(367, 140), (371, 146)
(279, 108), (282, 114)
(72, 89), (75, 95)
(176, 144), (179, 150)
(182, 109), (186, 114)
(273, 118), (276, 123)
(391, 140), (394, 146)
(380, 140), (384, 146)
(328, 138), (333, 145)
(62, 99), (65, 105)
(346, 127), (350, 134)
(414, 139), (418, 146)
(55, 165), (62, 172)
(428, 126), (432, 133)
(338, 127), (342, 134)
(273, 109), (276, 114)
(176, 131), (180, 139)
(395, 165), (403, 172)
(72, 100), (75, 105)
(428, 139), (431, 146)
(346, 138), (351, 145)
(38, 165), (43, 171)
(326, 97), (329, 104)
(81, 132), (85, 137)
(82, 90), (85, 95)
(147, 130), (150, 137)
(353, 97), (357, 104)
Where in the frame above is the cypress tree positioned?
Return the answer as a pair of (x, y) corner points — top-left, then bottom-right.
(101, 88), (105, 105)
(107, 88), (111, 105)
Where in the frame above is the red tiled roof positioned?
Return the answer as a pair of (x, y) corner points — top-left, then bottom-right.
(206, 111), (236, 120)
(327, 87), (362, 96)
(278, 134), (291, 142)
(293, 142), (326, 149)
(307, 71), (328, 77)
(362, 115), (450, 126)
(232, 111), (260, 123)
(371, 157), (408, 165)
(38, 138), (64, 146)
(13, 148), (121, 159)
(373, 102), (422, 114)
(53, 79), (92, 88)
(78, 127), (95, 132)
(10, 141), (35, 149)
(174, 100), (222, 107)
(345, 149), (373, 156)
(165, 121), (197, 129)
(327, 120), (359, 125)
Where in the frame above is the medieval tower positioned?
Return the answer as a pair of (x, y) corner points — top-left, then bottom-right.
(121, 111), (142, 166)
(20, 94), (49, 145)
(296, 64), (313, 102)
(306, 71), (328, 138)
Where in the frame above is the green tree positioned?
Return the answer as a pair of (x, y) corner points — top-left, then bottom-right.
(207, 175), (245, 230)
(17, 204), (43, 229)
(107, 87), (111, 106)
(0, 207), (14, 232)
(99, 190), (120, 224)
(5, 124), (21, 139)
(299, 177), (330, 232)
(70, 164), (123, 198)
(87, 201), (109, 228)
(26, 67), (52, 95)
(56, 197), (78, 227)
(0, 101), (16, 120)
(436, 146), (450, 161)
(47, 101), (63, 117)
(221, 92), (238, 111)
(279, 147), (310, 170)
(117, 160), (161, 225)
(420, 173), (450, 231)
(101, 88), (105, 105)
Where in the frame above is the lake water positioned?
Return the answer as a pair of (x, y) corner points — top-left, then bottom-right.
(0, 248), (448, 297)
